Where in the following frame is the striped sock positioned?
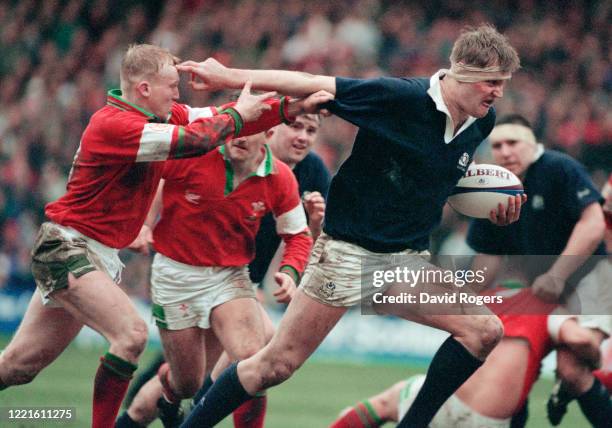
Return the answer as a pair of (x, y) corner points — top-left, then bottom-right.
(93, 352), (137, 428)
(329, 400), (383, 428)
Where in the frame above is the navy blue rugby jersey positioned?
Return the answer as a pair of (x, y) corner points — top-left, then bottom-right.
(322, 76), (495, 253)
(467, 150), (605, 256)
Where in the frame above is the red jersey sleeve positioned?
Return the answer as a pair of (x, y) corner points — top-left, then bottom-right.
(271, 161), (313, 280)
(217, 96), (294, 137)
(84, 107), (237, 164)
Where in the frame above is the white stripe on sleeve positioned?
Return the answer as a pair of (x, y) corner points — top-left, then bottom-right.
(276, 204), (308, 235)
(136, 123), (175, 161)
(187, 106), (214, 123)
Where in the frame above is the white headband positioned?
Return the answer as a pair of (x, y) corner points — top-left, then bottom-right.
(488, 123), (537, 145)
(442, 62), (512, 83)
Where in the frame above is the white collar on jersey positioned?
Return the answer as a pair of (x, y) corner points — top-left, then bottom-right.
(427, 70), (478, 144)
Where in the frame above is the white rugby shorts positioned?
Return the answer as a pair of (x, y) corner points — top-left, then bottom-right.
(150, 253), (256, 330)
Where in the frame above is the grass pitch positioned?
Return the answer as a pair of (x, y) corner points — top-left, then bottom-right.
(0, 337), (589, 427)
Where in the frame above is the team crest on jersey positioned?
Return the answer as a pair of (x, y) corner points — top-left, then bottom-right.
(184, 191), (201, 204)
(318, 281), (336, 299)
(457, 152), (470, 171)
(577, 188), (591, 200)
(246, 201), (266, 221)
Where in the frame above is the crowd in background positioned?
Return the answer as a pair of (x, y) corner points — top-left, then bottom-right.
(0, 0), (610, 293)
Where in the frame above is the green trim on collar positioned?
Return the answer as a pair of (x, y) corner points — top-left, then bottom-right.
(175, 127), (185, 158)
(107, 89), (160, 121)
(257, 144), (274, 177)
(219, 144), (275, 196)
(219, 146), (235, 196)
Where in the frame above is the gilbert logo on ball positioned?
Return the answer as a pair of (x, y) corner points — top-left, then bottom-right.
(448, 163), (524, 218)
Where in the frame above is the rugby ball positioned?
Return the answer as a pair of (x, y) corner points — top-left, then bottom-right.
(448, 163), (524, 218)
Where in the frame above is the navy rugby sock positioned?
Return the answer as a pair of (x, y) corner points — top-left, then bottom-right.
(181, 362), (252, 427)
(115, 411), (144, 428)
(191, 373), (214, 405)
(577, 378), (612, 428)
(397, 336), (482, 428)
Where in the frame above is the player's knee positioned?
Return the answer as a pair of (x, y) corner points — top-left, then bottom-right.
(476, 316), (504, 356)
(0, 350), (43, 385)
(173, 378), (201, 399)
(116, 319), (148, 359)
(234, 341), (265, 361)
(557, 357), (590, 390)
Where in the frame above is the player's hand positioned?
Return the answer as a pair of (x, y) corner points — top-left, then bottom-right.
(127, 224), (153, 255)
(532, 272), (565, 303)
(273, 272), (296, 304)
(489, 194), (527, 226)
(303, 191), (326, 231)
(287, 91), (335, 117)
(233, 81), (276, 122)
(177, 58), (236, 91)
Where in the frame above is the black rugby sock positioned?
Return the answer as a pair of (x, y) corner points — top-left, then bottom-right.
(576, 377), (612, 428)
(397, 336), (482, 428)
(115, 411), (144, 428)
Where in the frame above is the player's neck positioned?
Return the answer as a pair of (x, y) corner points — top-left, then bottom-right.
(440, 79), (468, 133)
(230, 150), (265, 185)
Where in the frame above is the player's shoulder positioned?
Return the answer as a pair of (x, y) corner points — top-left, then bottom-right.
(88, 105), (147, 134)
(298, 152), (328, 172)
(538, 149), (587, 174)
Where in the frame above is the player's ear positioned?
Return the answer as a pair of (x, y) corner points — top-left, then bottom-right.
(136, 81), (151, 97)
(264, 128), (275, 139)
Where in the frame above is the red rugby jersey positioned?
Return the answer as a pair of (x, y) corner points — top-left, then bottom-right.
(46, 90), (288, 248)
(153, 146), (312, 276)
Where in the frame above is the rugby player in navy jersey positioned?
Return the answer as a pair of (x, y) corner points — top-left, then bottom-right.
(467, 114), (611, 427)
(178, 25), (524, 428)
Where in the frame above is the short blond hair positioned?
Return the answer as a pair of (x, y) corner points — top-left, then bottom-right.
(120, 44), (179, 92)
(450, 25), (520, 74)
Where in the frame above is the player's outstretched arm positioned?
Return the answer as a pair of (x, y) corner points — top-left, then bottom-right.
(177, 58), (336, 97)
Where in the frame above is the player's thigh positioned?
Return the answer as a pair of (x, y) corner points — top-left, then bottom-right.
(257, 289), (346, 367)
(210, 297), (266, 359)
(258, 304), (276, 342)
(52, 270), (146, 345)
(377, 284), (494, 334)
(159, 326), (207, 384)
(1, 292), (82, 370)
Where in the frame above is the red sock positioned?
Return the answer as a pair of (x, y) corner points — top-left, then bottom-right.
(232, 394), (267, 428)
(93, 353), (137, 428)
(329, 401), (383, 428)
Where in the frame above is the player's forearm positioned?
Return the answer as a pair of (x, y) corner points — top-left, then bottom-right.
(279, 229), (313, 278)
(549, 203), (605, 279)
(231, 68), (336, 97)
(471, 254), (502, 291)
